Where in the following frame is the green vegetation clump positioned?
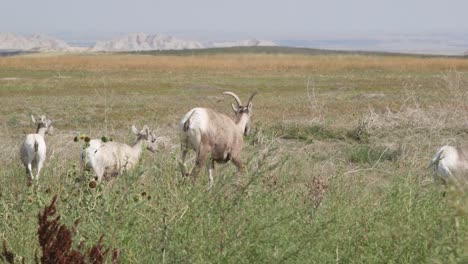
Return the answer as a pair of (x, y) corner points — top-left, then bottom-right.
(346, 121), (371, 143)
(346, 144), (401, 164)
(271, 123), (345, 143)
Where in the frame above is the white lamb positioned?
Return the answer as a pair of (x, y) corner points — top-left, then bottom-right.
(20, 115), (54, 180)
(81, 125), (158, 182)
(431, 145), (468, 185)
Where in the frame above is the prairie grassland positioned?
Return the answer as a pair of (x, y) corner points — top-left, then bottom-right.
(0, 51), (467, 263)
(2, 53), (468, 72)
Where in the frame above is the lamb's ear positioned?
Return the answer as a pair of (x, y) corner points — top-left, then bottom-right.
(141, 125), (149, 135)
(31, 115), (37, 124)
(248, 101), (253, 111)
(131, 125), (139, 135)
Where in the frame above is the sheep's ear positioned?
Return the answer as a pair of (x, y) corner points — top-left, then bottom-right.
(248, 101), (253, 111)
(31, 115), (37, 124)
(142, 125), (149, 135)
(131, 125), (139, 135)
(40, 116), (46, 122)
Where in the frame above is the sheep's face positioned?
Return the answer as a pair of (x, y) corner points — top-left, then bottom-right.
(44, 118), (54, 135)
(236, 102), (253, 136)
(32, 115), (54, 135)
(146, 132), (158, 153)
(244, 122), (251, 136)
(132, 125), (157, 153)
(225, 91), (256, 136)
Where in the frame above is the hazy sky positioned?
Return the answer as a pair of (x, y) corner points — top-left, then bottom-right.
(2, 0), (467, 39)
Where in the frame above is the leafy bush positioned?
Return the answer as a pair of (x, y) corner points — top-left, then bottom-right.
(1, 196), (119, 264)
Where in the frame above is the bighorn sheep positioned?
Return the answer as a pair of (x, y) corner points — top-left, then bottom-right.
(431, 145), (468, 185)
(81, 125), (158, 182)
(179, 91), (257, 186)
(20, 115), (54, 180)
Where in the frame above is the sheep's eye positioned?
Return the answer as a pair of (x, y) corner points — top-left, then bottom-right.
(152, 139), (156, 143)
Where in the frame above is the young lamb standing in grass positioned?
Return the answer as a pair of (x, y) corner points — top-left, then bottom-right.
(20, 115), (54, 180)
(431, 145), (468, 185)
(81, 125), (158, 182)
(179, 91), (257, 187)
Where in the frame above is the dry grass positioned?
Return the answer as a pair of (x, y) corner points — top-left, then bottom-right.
(0, 51), (467, 263)
(1, 53), (468, 73)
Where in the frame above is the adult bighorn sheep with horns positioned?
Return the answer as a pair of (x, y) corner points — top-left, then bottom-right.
(179, 91), (257, 186)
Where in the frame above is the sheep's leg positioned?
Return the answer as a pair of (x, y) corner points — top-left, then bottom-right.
(93, 165), (105, 182)
(80, 152), (87, 180)
(179, 146), (189, 177)
(231, 155), (244, 173)
(36, 160), (44, 180)
(26, 163), (34, 180)
(231, 156), (245, 186)
(189, 147), (208, 180)
(189, 160), (203, 180)
(207, 160), (215, 188)
(437, 166), (453, 186)
(96, 170), (104, 182)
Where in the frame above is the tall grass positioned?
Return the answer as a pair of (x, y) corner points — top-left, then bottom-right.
(1, 53), (468, 73)
(0, 52), (467, 263)
(1, 134), (466, 263)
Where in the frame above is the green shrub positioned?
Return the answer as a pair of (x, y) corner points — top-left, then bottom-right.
(346, 144), (400, 164)
(269, 123), (344, 143)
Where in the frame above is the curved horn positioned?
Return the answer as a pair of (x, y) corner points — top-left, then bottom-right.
(231, 103), (238, 113)
(223, 91), (242, 106)
(247, 92), (258, 105)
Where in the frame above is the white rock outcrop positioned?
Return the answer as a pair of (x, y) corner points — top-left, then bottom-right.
(0, 32), (69, 51)
(0, 32), (278, 53)
(91, 33), (204, 52)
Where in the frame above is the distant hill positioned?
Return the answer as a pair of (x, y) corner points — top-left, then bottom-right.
(91, 33), (204, 52)
(0, 32), (278, 53)
(208, 39), (276, 48)
(131, 46), (465, 58)
(1, 31), (465, 56)
(0, 32), (70, 51)
(91, 33), (277, 52)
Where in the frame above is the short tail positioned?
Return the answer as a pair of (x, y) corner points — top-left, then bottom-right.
(430, 146), (447, 172)
(183, 110), (196, 132)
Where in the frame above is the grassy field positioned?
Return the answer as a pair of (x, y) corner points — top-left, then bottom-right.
(0, 50), (467, 263)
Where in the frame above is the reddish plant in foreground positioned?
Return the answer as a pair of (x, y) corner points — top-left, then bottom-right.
(1, 240), (16, 263)
(37, 195), (119, 264)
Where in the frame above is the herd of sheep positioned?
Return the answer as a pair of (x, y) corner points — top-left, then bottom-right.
(20, 91), (257, 186)
(19, 91), (467, 187)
